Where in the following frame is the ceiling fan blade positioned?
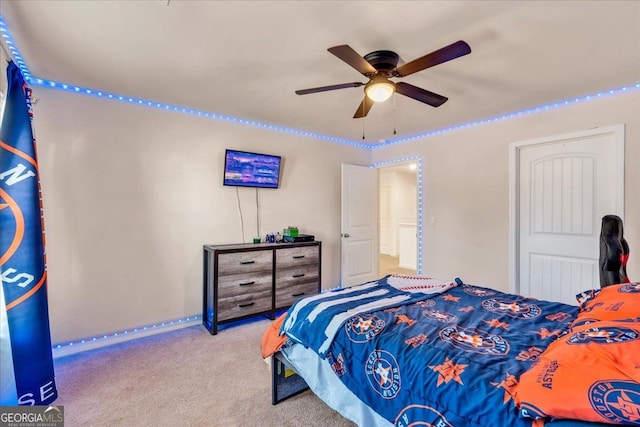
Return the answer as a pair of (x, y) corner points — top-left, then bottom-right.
(328, 45), (377, 76)
(295, 82), (364, 95)
(395, 82), (448, 107)
(394, 40), (471, 77)
(353, 96), (374, 118)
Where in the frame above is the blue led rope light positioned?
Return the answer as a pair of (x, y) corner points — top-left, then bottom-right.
(1, 13), (636, 352)
(372, 83), (640, 149)
(27, 76), (371, 149)
(52, 314), (200, 351)
(371, 155), (424, 276)
(2, 15), (639, 148)
(29, 76), (640, 150)
(1, 12), (365, 147)
(0, 16), (30, 80)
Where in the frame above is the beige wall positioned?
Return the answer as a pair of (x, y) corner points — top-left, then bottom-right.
(372, 91), (640, 293)
(32, 88), (369, 343)
(28, 86), (640, 344)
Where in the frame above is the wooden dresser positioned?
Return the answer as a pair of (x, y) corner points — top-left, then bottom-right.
(202, 241), (321, 334)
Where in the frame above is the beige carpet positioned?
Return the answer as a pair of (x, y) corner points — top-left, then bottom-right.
(379, 254), (415, 277)
(53, 319), (355, 426)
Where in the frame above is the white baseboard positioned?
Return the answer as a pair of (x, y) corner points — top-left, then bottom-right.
(52, 316), (201, 359)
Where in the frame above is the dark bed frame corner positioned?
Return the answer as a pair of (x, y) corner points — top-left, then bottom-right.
(271, 352), (309, 405)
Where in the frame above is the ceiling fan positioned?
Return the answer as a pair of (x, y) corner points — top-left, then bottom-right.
(295, 40), (471, 118)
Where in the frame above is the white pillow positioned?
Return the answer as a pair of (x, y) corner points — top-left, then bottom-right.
(386, 274), (456, 294)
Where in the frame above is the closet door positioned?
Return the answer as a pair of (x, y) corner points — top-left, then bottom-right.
(513, 125), (624, 304)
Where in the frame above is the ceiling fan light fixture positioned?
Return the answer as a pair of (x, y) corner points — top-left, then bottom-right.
(365, 77), (395, 102)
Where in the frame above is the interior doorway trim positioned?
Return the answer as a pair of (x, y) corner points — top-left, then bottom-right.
(371, 155), (424, 275)
(508, 124), (625, 295)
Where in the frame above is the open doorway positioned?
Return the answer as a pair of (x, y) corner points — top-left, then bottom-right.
(378, 161), (418, 277)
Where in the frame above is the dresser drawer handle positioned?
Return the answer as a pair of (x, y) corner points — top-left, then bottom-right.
(292, 292), (305, 297)
(238, 302), (255, 308)
(292, 255), (305, 259)
(292, 273), (305, 278)
(240, 260), (255, 265)
(239, 281), (255, 286)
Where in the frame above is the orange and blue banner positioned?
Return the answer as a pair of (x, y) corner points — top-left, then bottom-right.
(0, 61), (57, 405)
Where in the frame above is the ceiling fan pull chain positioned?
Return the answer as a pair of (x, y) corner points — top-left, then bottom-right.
(362, 103), (366, 140)
(393, 92), (397, 135)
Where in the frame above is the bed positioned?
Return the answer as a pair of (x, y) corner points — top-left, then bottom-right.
(262, 275), (640, 427)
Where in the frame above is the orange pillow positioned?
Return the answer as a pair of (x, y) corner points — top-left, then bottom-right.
(576, 282), (640, 321)
(514, 318), (640, 424)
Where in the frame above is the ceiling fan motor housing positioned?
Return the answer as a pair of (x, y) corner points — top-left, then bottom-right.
(363, 50), (400, 74)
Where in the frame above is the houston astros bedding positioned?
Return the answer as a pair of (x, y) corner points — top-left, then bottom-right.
(263, 275), (640, 426)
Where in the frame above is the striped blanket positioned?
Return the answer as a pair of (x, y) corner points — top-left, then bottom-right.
(281, 275), (456, 358)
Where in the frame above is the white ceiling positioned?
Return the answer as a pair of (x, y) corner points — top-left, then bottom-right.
(1, 1), (639, 145)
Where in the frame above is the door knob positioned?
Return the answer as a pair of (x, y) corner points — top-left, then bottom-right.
(341, 233), (350, 238)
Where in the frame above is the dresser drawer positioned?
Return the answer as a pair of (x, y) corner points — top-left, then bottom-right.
(275, 282), (319, 309)
(217, 250), (272, 276)
(276, 264), (319, 289)
(276, 245), (319, 269)
(217, 289), (272, 321)
(218, 272), (272, 299)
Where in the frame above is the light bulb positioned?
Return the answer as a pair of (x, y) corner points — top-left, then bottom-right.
(365, 77), (395, 102)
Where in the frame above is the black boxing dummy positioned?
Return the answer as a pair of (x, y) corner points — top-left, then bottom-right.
(599, 215), (630, 287)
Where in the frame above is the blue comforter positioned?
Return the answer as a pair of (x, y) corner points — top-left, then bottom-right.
(282, 277), (580, 427)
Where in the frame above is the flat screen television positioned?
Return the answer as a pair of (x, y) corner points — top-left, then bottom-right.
(223, 149), (282, 189)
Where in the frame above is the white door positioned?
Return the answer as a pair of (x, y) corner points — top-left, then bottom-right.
(341, 164), (378, 287)
(513, 125), (624, 304)
(379, 185), (391, 255)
